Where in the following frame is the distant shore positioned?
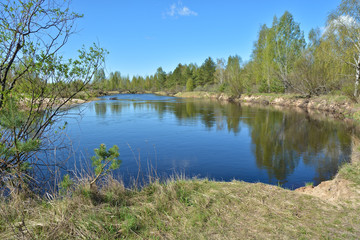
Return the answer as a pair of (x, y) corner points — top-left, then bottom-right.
(152, 91), (360, 122)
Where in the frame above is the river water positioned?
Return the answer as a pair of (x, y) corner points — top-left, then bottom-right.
(61, 94), (354, 189)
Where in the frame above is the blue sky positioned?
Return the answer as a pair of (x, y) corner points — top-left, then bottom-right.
(61, 0), (341, 78)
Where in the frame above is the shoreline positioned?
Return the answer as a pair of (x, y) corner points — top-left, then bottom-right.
(170, 91), (360, 121)
(88, 90), (360, 123)
(154, 91), (360, 199)
(73, 90), (360, 197)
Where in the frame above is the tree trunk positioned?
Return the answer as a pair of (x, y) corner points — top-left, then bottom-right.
(354, 55), (360, 98)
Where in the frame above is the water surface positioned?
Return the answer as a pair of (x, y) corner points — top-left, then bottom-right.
(63, 94), (353, 188)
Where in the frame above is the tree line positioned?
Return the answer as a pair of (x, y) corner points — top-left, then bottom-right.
(93, 0), (360, 101)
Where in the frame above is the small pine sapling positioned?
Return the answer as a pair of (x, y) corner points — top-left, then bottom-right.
(59, 174), (74, 195)
(90, 144), (121, 189)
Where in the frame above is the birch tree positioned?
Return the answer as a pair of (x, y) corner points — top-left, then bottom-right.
(327, 0), (360, 98)
(214, 58), (226, 85)
(273, 11), (306, 92)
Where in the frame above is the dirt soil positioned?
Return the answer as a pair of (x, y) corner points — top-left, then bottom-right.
(174, 91), (360, 121)
(238, 95), (357, 120)
(295, 178), (360, 206)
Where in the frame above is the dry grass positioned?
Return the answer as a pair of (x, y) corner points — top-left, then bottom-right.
(174, 91), (221, 99)
(1, 171), (360, 239)
(338, 162), (360, 185)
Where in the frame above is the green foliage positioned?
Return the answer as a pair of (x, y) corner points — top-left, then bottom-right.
(155, 67), (167, 90)
(274, 11), (306, 85)
(326, 0), (360, 98)
(186, 78), (194, 91)
(225, 55), (243, 96)
(0, 0), (107, 191)
(0, 98), (41, 167)
(90, 144), (121, 187)
(305, 182), (314, 187)
(252, 24), (276, 93)
(218, 83), (227, 92)
(59, 174), (74, 195)
(251, 12), (305, 93)
(342, 82), (358, 103)
(201, 57), (216, 85)
(0, 97), (26, 129)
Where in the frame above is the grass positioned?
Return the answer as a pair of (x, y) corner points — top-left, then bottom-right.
(1, 169), (360, 239)
(174, 91), (220, 98)
(338, 162), (360, 185)
(317, 94), (349, 103)
(249, 92), (298, 99)
(305, 182), (314, 187)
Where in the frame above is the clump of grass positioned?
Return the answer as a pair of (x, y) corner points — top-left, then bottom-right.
(305, 182), (314, 187)
(338, 162), (360, 185)
(351, 111), (360, 122)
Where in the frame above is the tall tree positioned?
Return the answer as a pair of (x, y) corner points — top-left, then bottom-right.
(109, 71), (122, 90)
(167, 64), (184, 89)
(252, 24), (277, 92)
(154, 67), (167, 90)
(273, 11), (306, 92)
(225, 55), (243, 96)
(215, 58), (226, 85)
(327, 0), (360, 98)
(201, 57), (216, 85)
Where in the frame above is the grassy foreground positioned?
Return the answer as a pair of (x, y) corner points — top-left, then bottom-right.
(1, 163), (360, 239)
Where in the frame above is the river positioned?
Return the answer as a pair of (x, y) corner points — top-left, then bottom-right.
(60, 94), (354, 189)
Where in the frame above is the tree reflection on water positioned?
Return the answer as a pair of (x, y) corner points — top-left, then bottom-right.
(93, 97), (353, 185)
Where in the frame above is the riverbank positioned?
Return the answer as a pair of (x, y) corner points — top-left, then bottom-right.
(160, 91), (360, 200)
(83, 90), (360, 122)
(87, 89), (358, 122)
(1, 164), (360, 239)
(170, 91), (360, 121)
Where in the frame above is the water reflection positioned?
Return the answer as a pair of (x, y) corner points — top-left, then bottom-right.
(241, 107), (352, 185)
(94, 102), (107, 116)
(90, 96), (353, 186)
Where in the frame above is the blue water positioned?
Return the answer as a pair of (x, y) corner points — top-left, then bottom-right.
(60, 94), (353, 189)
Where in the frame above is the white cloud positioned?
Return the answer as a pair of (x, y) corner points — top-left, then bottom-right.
(164, 1), (198, 18)
(178, 6), (197, 16)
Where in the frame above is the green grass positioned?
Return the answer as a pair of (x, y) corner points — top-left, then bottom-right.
(1, 172), (360, 239)
(305, 182), (314, 187)
(338, 162), (360, 185)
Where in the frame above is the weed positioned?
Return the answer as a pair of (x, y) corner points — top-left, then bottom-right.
(305, 182), (314, 187)
(59, 174), (74, 195)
